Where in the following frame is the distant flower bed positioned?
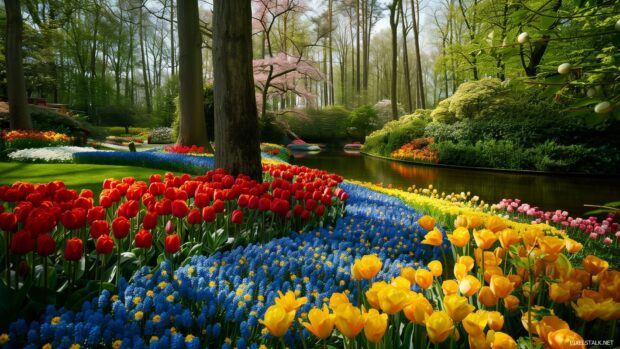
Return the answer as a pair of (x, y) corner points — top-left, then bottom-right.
(148, 127), (174, 144)
(8, 146), (105, 163)
(163, 144), (211, 155)
(391, 137), (438, 163)
(1, 130), (73, 152)
(73, 150), (216, 174)
(260, 143), (290, 162)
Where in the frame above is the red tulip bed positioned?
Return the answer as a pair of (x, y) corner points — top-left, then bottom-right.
(0, 163), (348, 325)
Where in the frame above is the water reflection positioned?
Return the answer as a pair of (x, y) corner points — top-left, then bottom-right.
(291, 150), (620, 215)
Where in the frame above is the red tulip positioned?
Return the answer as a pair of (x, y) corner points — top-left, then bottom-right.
(155, 199), (172, 215)
(99, 195), (112, 208)
(36, 234), (56, 257)
(165, 220), (175, 234)
(87, 206), (106, 224)
(112, 216), (131, 239)
(202, 206), (216, 222)
(64, 237), (83, 261)
(142, 211), (158, 230)
(231, 209), (243, 225)
(258, 197), (271, 212)
(171, 200), (190, 218)
(118, 200), (140, 219)
(96, 234), (114, 255)
(194, 192), (210, 208)
(305, 199), (317, 211)
(135, 229), (153, 249)
(149, 174), (161, 183)
(149, 182), (165, 196)
(0, 212), (18, 231)
(316, 205), (326, 216)
(90, 220), (109, 239)
(73, 197), (93, 211)
(188, 208), (202, 225)
(165, 234), (181, 254)
(60, 208), (87, 230)
(248, 196), (259, 209)
(10, 230), (34, 255)
(237, 195), (249, 208)
(213, 199), (225, 213)
(321, 195), (332, 206)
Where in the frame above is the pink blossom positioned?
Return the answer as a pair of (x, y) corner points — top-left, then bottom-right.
(603, 237), (612, 245)
(589, 233), (598, 239)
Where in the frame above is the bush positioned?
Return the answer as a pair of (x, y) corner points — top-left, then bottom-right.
(103, 127), (150, 137)
(348, 105), (379, 140)
(30, 107), (101, 143)
(149, 127), (174, 144)
(283, 106), (351, 143)
(364, 110), (431, 156)
(372, 99), (406, 127)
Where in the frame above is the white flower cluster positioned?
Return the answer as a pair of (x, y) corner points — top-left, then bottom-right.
(149, 127), (174, 143)
(8, 146), (106, 163)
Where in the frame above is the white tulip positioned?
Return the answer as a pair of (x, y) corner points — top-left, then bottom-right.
(517, 32), (529, 44)
(557, 63), (572, 75)
(594, 101), (612, 114)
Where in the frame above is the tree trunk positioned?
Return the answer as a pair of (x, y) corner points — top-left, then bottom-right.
(399, 1), (412, 112)
(170, 0), (176, 76)
(176, 0), (212, 151)
(328, 0), (335, 105)
(355, 0), (361, 95)
(389, 0), (400, 120)
(213, 0), (262, 181)
(5, 0), (32, 130)
(139, 7), (152, 114)
(411, 0), (425, 108)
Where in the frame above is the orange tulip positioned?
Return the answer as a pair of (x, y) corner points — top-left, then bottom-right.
(507, 274), (522, 289)
(485, 216), (507, 233)
(403, 293), (433, 324)
(488, 331), (518, 349)
(564, 238), (583, 254)
(458, 255), (475, 271)
(582, 255), (609, 275)
(478, 286), (498, 307)
(484, 266), (504, 284)
(468, 333), (487, 349)
(547, 329), (585, 349)
(490, 275), (514, 298)
(467, 215), (483, 229)
(487, 311), (504, 331)
(459, 275), (481, 297)
(498, 229), (520, 248)
(599, 270), (620, 302)
(535, 316), (569, 345)
(421, 227), (444, 246)
(503, 295), (520, 311)
(473, 229), (497, 250)
(428, 261), (443, 277)
(597, 298), (620, 321)
(454, 215), (468, 228)
(447, 227), (470, 247)
(391, 276), (412, 291)
(400, 267), (416, 284)
(538, 236), (565, 263)
(415, 268), (433, 289)
(549, 282), (571, 304)
(571, 297), (601, 321)
(521, 228), (543, 247)
(417, 215), (436, 231)
(454, 263), (468, 281)
(377, 285), (414, 314)
(329, 292), (350, 309)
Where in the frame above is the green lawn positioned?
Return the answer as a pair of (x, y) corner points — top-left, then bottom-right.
(0, 162), (169, 196)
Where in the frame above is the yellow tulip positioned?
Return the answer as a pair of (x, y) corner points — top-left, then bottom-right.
(485, 216), (507, 233)
(400, 267), (416, 284)
(520, 306), (547, 334)
(428, 261), (443, 277)
(275, 290), (308, 312)
(444, 294), (474, 321)
(259, 304), (295, 337)
(462, 311), (488, 335)
(599, 270), (620, 302)
(487, 331), (518, 349)
(503, 295), (520, 311)
(454, 263), (468, 281)
(415, 268), (433, 289)
(300, 305), (334, 340)
(535, 316), (569, 345)
(468, 333), (488, 349)
(442, 280), (459, 296)
(377, 285), (414, 314)
(447, 227), (470, 247)
(582, 255), (609, 275)
(564, 238), (583, 253)
(425, 311), (454, 344)
(498, 229), (520, 249)
(365, 281), (388, 310)
(549, 282), (571, 304)
(490, 275), (514, 299)
(571, 297), (601, 321)
(596, 298), (620, 321)
(547, 329), (585, 349)
(483, 266), (504, 284)
(467, 215), (483, 229)
(478, 286), (498, 307)
(473, 229), (497, 250)
(567, 268), (591, 290)
(363, 308), (388, 343)
(487, 311), (504, 331)
(352, 255), (383, 280)
(403, 293), (433, 324)
(421, 227), (444, 246)
(333, 303), (366, 339)
(417, 215), (436, 231)
(507, 274), (522, 289)
(459, 275), (481, 297)
(329, 292), (350, 310)
(538, 236), (565, 263)
(454, 215), (468, 228)
(391, 276), (411, 291)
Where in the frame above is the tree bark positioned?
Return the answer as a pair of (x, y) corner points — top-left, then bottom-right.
(139, 7), (152, 114)
(389, 0), (400, 120)
(355, 0), (361, 95)
(328, 0), (335, 105)
(411, 0), (425, 108)
(5, 0), (32, 130)
(399, 1), (412, 112)
(213, 0), (262, 181)
(176, 0), (212, 151)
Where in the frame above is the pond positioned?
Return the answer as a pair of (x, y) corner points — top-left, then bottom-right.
(290, 150), (620, 216)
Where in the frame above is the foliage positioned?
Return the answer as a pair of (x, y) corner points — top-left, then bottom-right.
(363, 110), (430, 156)
(171, 85), (215, 141)
(372, 99), (406, 127)
(30, 108), (101, 143)
(102, 127), (150, 137)
(283, 106), (351, 143)
(348, 105), (379, 140)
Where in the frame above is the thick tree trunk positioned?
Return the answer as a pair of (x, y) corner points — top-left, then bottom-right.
(5, 0), (32, 130)
(176, 0), (212, 151)
(213, 0), (262, 181)
(139, 8), (152, 114)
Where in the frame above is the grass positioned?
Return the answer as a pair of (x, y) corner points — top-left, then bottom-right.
(0, 162), (170, 197)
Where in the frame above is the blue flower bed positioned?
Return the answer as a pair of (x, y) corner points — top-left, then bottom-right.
(5, 182), (448, 349)
(73, 151), (215, 174)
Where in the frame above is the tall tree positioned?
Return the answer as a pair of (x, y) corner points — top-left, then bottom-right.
(399, 0), (412, 112)
(388, 0), (400, 120)
(410, 0), (425, 108)
(176, 0), (211, 150)
(4, 0), (32, 130)
(213, 0), (262, 180)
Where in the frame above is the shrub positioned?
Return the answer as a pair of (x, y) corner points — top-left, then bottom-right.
(348, 105), (379, 140)
(149, 127), (174, 144)
(30, 107), (101, 143)
(103, 127), (150, 137)
(283, 106), (350, 143)
(364, 110), (430, 156)
(372, 99), (406, 127)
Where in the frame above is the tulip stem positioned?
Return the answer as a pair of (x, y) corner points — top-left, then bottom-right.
(115, 244), (121, 286)
(279, 337), (286, 349)
(43, 257), (48, 291)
